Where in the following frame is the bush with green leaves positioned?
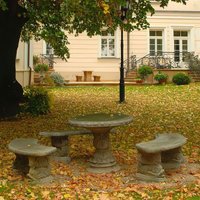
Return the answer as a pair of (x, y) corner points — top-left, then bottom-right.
(50, 72), (65, 86)
(172, 73), (191, 85)
(138, 65), (153, 79)
(154, 71), (168, 83)
(22, 86), (52, 116)
(34, 63), (49, 73)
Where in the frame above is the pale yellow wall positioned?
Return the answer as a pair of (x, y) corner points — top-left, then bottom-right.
(16, 41), (33, 86)
(32, 0), (200, 81)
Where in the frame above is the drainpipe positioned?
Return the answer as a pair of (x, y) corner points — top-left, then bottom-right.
(28, 41), (32, 86)
(127, 31), (130, 72)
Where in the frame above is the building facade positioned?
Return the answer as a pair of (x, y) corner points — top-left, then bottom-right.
(17, 0), (200, 84)
(16, 41), (33, 86)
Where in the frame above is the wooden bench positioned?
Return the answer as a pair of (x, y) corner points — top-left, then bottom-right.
(135, 133), (187, 182)
(39, 130), (92, 163)
(8, 138), (57, 182)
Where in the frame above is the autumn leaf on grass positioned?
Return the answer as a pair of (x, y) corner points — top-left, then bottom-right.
(97, 193), (110, 200)
(42, 190), (50, 198)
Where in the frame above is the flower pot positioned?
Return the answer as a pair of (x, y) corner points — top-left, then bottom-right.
(135, 79), (143, 84)
(158, 79), (167, 84)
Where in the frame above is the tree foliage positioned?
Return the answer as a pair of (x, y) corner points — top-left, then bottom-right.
(0, 0), (186, 60)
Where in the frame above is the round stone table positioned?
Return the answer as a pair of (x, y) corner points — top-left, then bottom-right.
(68, 113), (133, 173)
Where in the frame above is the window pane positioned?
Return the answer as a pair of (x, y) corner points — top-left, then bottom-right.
(174, 45), (180, 51)
(182, 44), (188, 51)
(102, 39), (107, 45)
(174, 40), (179, 45)
(150, 45), (155, 51)
(109, 39), (114, 45)
(150, 31), (155, 36)
(157, 39), (162, 45)
(46, 43), (53, 55)
(174, 52), (180, 62)
(156, 31), (162, 36)
(174, 31), (180, 36)
(109, 45), (115, 56)
(157, 45), (162, 51)
(101, 45), (107, 56)
(181, 31), (188, 37)
(150, 39), (155, 45)
(182, 40), (187, 45)
(150, 51), (155, 56)
(101, 31), (107, 36)
(109, 39), (115, 56)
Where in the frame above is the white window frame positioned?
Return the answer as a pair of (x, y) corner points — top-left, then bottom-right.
(98, 29), (119, 58)
(149, 29), (164, 56)
(43, 41), (54, 56)
(173, 30), (189, 62)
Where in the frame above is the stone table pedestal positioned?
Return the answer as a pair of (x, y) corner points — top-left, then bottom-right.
(69, 113), (133, 173)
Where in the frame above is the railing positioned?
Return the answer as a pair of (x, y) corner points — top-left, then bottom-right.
(40, 54), (56, 68)
(123, 55), (137, 75)
(124, 52), (190, 74)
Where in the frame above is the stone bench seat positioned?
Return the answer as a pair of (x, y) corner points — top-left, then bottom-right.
(136, 133), (186, 153)
(136, 133), (187, 182)
(39, 129), (92, 163)
(8, 138), (57, 182)
(40, 130), (91, 137)
(9, 138), (56, 156)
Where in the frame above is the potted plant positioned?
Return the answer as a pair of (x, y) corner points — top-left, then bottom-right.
(34, 63), (49, 83)
(154, 71), (168, 84)
(135, 76), (143, 84)
(138, 65), (153, 83)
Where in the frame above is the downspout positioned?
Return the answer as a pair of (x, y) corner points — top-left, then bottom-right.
(127, 31), (130, 73)
(28, 41), (32, 86)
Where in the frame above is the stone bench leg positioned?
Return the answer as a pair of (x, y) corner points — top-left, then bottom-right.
(13, 154), (29, 174)
(51, 136), (70, 163)
(28, 156), (52, 181)
(161, 147), (185, 170)
(136, 151), (165, 182)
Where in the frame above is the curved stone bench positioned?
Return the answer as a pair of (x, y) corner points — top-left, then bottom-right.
(39, 130), (92, 163)
(8, 138), (57, 181)
(136, 133), (187, 182)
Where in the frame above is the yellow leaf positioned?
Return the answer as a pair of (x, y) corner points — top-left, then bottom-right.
(42, 190), (50, 198)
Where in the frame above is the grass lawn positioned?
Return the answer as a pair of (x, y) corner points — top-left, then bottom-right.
(0, 83), (200, 199)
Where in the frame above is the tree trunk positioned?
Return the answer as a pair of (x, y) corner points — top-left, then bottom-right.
(0, 2), (28, 118)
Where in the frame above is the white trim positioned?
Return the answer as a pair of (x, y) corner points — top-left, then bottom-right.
(116, 28), (120, 58)
(148, 16), (200, 20)
(24, 42), (28, 69)
(42, 41), (46, 54)
(189, 28), (195, 52)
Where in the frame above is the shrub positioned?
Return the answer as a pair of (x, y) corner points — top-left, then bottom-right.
(50, 72), (65, 86)
(154, 71), (168, 83)
(22, 86), (52, 115)
(172, 73), (191, 85)
(138, 65), (153, 79)
(33, 55), (41, 67)
(34, 63), (49, 73)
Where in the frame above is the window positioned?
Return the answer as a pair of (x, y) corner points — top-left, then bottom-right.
(149, 30), (163, 56)
(100, 31), (116, 57)
(173, 31), (188, 62)
(46, 43), (54, 55)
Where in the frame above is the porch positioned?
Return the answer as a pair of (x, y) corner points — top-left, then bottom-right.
(124, 52), (200, 83)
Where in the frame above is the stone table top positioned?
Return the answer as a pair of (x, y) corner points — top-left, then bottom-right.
(68, 113), (133, 128)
